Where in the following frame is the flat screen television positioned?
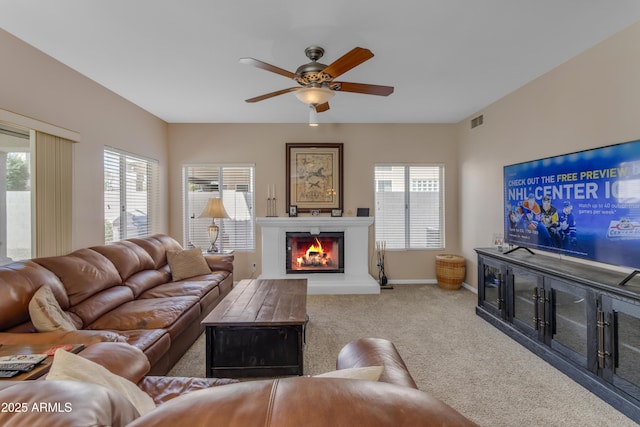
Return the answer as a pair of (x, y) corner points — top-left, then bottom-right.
(504, 139), (640, 271)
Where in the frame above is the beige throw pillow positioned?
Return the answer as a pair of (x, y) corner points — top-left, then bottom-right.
(167, 248), (211, 281)
(47, 349), (156, 416)
(28, 285), (77, 332)
(314, 366), (384, 381)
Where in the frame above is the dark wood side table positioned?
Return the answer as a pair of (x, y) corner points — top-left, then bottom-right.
(202, 278), (307, 378)
(0, 343), (84, 381)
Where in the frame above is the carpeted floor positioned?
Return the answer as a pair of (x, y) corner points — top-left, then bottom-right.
(168, 284), (636, 426)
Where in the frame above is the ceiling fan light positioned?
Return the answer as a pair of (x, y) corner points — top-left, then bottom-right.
(294, 87), (334, 105)
(309, 106), (319, 127)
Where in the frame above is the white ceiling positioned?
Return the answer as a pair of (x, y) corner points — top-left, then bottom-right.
(1, 1), (640, 124)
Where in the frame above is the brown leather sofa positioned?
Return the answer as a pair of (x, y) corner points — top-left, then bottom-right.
(0, 234), (233, 374)
(0, 339), (477, 426)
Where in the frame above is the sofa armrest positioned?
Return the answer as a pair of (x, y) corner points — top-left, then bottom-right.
(336, 338), (418, 389)
(138, 376), (239, 405)
(74, 342), (150, 384)
(203, 253), (234, 272)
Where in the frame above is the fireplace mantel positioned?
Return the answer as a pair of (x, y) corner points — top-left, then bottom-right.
(256, 217), (380, 294)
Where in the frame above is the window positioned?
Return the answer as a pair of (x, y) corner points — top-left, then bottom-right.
(0, 124), (32, 264)
(183, 164), (255, 251)
(375, 164), (444, 249)
(104, 148), (158, 242)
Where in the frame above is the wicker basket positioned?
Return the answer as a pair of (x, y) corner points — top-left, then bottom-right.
(435, 254), (466, 290)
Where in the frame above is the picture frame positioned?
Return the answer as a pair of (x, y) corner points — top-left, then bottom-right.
(286, 143), (343, 213)
(356, 208), (370, 217)
(289, 205), (298, 217)
(331, 209), (342, 217)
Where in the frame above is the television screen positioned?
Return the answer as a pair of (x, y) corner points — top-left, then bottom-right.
(504, 139), (640, 270)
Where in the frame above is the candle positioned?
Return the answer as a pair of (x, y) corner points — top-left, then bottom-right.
(272, 184), (276, 199)
(267, 184), (270, 198)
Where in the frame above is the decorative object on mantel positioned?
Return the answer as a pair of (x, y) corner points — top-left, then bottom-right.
(357, 208), (369, 217)
(331, 209), (342, 217)
(198, 198), (229, 253)
(286, 143), (343, 213)
(266, 184), (277, 217)
(310, 209), (320, 216)
(288, 205), (298, 217)
(376, 241), (392, 289)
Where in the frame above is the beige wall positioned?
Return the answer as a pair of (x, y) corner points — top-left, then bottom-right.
(168, 123), (460, 280)
(3, 18), (639, 287)
(458, 21), (640, 288)
(0, 29), (168, 249)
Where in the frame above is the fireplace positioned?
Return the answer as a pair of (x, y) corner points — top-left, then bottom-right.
(256, 216), (379, 294)
(286, 232), (344, 274)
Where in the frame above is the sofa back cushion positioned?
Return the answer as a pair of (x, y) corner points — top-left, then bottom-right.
(68, 286), (135, 327)
(91, 241), (155, 281)
(0, 260), (68, 331)
(127, 234), (183, 270)
(34, 248), (122, 307)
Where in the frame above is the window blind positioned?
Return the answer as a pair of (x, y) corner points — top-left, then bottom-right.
(104, 148), (158, 242)
(183, 164), (255, 251)
(374, 164), (444, 249)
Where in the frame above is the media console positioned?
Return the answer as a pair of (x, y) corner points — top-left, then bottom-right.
(476, 248), (640, 422)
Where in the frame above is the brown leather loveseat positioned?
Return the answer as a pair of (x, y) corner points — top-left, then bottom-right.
(0, 339), (478, 426)
(0, 234), (233, 374)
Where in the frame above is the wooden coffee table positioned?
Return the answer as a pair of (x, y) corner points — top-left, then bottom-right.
(202, 278), (307, 378)
(0, 343), (84, 381)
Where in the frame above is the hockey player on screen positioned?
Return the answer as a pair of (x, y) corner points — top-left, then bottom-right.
(558, 201), (577, 249)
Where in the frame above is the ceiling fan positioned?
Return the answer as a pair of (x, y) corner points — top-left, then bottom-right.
(240, 46), (394, 114)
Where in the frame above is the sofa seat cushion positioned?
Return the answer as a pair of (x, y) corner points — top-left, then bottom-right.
(117, 329), (171, 368)
(86, 297), (200, 339)
(138, 280), (218, 299)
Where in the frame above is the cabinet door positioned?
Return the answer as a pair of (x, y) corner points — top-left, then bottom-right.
(601, 296), (640, 401)
(508, 266), (542, 340)
(478, 257), (506, 318)
(546, 277), (594, 369)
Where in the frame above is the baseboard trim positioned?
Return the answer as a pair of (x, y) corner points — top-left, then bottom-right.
(386, 279), (477, 294)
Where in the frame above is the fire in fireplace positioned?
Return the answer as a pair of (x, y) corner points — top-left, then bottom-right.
(286, 232), (344, 274)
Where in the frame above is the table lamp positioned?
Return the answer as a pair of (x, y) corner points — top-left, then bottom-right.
(198, 198), (229, 252)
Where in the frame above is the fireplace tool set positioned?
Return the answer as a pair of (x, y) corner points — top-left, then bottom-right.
(376, 241), (392, 289)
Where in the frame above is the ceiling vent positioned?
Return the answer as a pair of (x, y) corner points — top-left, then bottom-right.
(470, 115), (484, 129)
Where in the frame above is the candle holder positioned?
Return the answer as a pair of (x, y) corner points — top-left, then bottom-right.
(266, 197), (277, 217)
(266, 184), (278, 217)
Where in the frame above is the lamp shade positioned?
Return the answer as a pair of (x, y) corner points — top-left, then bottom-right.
(294, 87), (334, 105)
(198, 198), (229, 219)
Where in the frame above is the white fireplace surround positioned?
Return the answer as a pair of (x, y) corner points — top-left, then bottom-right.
(256, 217), (380, 294)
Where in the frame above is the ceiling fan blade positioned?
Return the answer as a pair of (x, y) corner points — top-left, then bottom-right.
(245, 87), (299, 103)
(332, 81), (394, 96)
(315, 102), (330, 113)
(322, 47), (374, 79)
(239, 57), (296, 80)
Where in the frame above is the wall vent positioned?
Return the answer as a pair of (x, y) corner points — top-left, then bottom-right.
(470, 115), (484, 129)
